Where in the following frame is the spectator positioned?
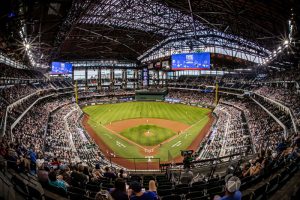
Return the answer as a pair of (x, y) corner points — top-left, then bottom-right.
(95, 190), (113, 200)
(37, 165), (50, 186)
(214, 175), (242, 200)
(83, 166), (91, 179)
(50, 157), (60, 169)
(110, 178), (129, 200)
(103, 166), (116, 179)
(148, 180), (158, 200)
(71, 164), (88, 187)
(48, 171), (68, 192)
(28, 144), (37, 174)
(249, 160), (262, 176)
(129, 181), (156, 200)
(92, 163), (104, 180)
(60, 166), (72, 185)
(7, 143), (18, 163)
(118, 168), (128, 179)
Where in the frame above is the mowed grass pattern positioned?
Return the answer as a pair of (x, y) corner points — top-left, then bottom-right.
(83, 102), (210, 125)
(83, 102), (211, 161)
(119, 125), (176, 146)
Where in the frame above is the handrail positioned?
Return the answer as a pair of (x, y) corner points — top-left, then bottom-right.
(9, 94), (55, 141)
(12, 92), (72, 140)
(160, 153), (241, 169)
(2, 88), (74, 138)
(251, 96), (287, 139)
(253, 92), (297, 133)
(1, 89), (51, 137)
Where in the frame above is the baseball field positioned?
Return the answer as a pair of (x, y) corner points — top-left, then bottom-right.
(82, 102), (212, 166)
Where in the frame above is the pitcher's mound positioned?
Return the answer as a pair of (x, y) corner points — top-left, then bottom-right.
(144, 130), (153, 137)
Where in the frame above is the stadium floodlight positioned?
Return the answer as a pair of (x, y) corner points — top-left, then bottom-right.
(25, 43), (30, 50)
(277, 46), (282, 53)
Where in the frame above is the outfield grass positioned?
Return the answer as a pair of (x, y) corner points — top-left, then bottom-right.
(119, 125), (176, 146)
(83, 101), (210, 125)
(83, 102), (211, 161)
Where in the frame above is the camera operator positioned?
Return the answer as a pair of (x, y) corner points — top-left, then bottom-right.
(182, 150), (194, 169)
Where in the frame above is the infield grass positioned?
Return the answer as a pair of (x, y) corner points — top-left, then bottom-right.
(119, 125), (176, 146)
(83, 102), (211, 161)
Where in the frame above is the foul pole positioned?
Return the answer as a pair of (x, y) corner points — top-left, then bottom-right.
(214, 80), (219, 106)
(74, 80), (78, 104)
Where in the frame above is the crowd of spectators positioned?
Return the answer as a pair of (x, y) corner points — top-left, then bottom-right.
(12, 97), (71, 152)
(168, 75), (216, 87)
(78, 89), (135, 98)
(252, 94), (293, 130)
(44, 104), (78, 164)
(0, 81), (72, 134)
(0, 63), (45, 79)
(254, 84), (300, 128)
(266, 68), (300, 82)
(166, 89), (214, 106)
(219, 96), (284, 154)
(238, 132), (300, 179)
(0, 96), (8, 127)
(77, 89), (135, 105)
(66, 105), (106, 166)
(1, 69), (300, 199)
(0, 84), (37, 104)
(199, 103), (252, 160)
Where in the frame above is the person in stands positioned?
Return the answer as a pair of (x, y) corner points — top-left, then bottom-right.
(92, 163), (104, 181)
(214, 174), (242, 200)
(28, 144), (37, 174)
(148, 180), (159, 200)
(95, 190), (114, 200)
(48, 171), (68, 192)
(70, 164), (88, 187)
(129, 181), (156, 200)
(118, 168), (128, 179)
(103, 166), (117, 179)
(110, 178), (129, 200)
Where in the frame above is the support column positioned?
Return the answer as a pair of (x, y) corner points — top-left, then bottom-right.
(133, 69), (137, 89)
(85, 68), (88, 91)
(110, 68), (114, 90)
(123, 69), (127, 89)
(97, 68), (101, 91)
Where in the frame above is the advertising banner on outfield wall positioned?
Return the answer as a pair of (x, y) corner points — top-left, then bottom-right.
(165, 98), (181, 103)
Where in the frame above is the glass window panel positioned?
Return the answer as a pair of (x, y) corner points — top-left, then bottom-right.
(87, 69), (98, 79)
(74, 70), (85, 80)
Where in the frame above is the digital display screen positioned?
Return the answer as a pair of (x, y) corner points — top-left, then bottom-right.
(171, 53), (210, 70)
(51, 62), (73, 74)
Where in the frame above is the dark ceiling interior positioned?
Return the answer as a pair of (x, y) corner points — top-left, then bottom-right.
(158, 0), (293, 49)
(0, 0), (299, 68)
